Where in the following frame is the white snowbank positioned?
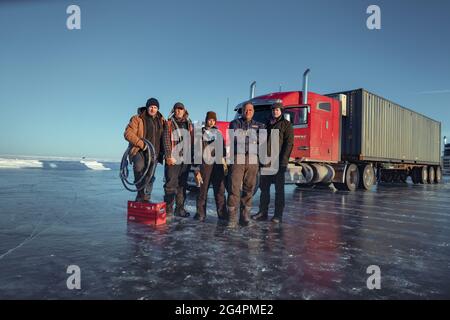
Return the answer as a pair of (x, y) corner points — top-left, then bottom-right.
(0, 158), (113, 170)
(80, 160), (111, 171)
(0, 158), (43, 169)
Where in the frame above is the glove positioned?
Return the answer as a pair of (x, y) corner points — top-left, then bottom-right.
(194, 171), (203, 187)
(222, 158), (228, 176)
(166, 157), (176, 165)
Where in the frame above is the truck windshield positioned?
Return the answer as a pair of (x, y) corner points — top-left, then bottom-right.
(284, 106), (308, 125)
(236, 105), (308, 125)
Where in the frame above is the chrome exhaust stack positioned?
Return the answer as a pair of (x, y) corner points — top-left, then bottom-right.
(302, 69), (310, 104)
(250, 81), (256, 99)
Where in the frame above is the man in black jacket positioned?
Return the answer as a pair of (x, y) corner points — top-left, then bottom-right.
(252, 102), (294, 223)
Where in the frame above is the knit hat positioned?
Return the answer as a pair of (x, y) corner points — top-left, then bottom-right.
(173, 102), (185, 110)
(146, 98), (159, 109)
(205, 111), (217, 123)
(271, 102), (283, 110)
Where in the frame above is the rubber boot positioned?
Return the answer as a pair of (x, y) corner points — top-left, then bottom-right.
(227, 206), (238, 228)
(240, 206), (251, 227)
(164, 194), (175, 216)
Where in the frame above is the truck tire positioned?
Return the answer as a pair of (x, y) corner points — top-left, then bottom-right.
(336, 163), (359, 191)
(359, 164), (375, 190)
(435, 166), (442, 184)
(399, 171), (408, 183)
(411, 168), (420, 184)
(428, 166), (435, 184)
(419, 166), (428, 184)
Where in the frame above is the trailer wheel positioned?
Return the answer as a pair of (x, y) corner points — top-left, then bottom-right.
(399, 171), (408, 183)
(428, 166), (435, 184)
(435, 166), (442, 184)
(359, 164), (375, 190)
(419, 166), (428, 184)
(336, 163), (359, 191)
(411, 168), (420, 184)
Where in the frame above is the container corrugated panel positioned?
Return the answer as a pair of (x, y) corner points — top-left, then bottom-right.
(327, 89), (441, 164)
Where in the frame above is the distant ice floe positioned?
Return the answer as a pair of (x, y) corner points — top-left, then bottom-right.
(0, 158), (115, 170)
(0, 158), (43, 169)
(80, 160), (111, 171)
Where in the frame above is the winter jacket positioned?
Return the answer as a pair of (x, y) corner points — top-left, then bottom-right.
(229, 117), (265, 156)
(265, 115), (294, 167)
(124, 107), (166, 163)
(163, 107), (194, 162)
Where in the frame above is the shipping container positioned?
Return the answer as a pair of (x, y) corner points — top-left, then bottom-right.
(326, 89), (441, 165)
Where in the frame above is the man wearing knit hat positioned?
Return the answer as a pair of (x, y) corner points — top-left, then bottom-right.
(251, 102), (293, 223)
(193, 111), (227, 222)
(124, 97), (165, 202)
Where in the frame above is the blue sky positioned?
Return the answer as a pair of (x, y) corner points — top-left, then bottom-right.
(1, 0), (449, 160)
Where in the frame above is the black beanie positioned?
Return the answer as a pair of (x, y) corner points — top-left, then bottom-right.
(146, 98), (159, 109)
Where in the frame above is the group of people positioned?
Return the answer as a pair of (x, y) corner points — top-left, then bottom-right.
(124, 98), (294, 226)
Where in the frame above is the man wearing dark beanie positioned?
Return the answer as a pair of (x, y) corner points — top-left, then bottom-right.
(193, 111), (227, 222)
(124, 97), (165, 202)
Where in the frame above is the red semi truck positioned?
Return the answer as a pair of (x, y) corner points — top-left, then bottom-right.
(189, 69), (443, 191)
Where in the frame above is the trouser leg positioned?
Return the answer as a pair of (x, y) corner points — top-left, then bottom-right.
(240, 164), (259, 223)
(175, 164), (190, 213)
(196, 164), (213, 217)
(132, 151), (148, 201)
(211, 164), (226, 219)
(164, 164), (180, 214)
(227, 164), (245, 224)
(274, 166), (287, 217)
(258, 173), (272, 214)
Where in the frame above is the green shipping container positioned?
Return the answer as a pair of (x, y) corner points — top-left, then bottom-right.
(326, 89), (441, 165)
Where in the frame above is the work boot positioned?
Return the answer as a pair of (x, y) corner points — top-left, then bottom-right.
(175, 207), (191, 218)
(217, 210), (228, 221)
(240, 206), (251, 227)
(164, 194), (175, 216)
(193, 212), (206, 222)
(135, 191), (148, 202)
(227, 206), (238, 228)
(251, 211), (268, 221)
(271, 215), (282, 224)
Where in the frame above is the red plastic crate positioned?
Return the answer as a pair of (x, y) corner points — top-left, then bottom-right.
(127, 201), (167, 225)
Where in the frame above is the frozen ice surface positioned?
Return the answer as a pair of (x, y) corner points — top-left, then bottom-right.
(0, 167), (449, 299)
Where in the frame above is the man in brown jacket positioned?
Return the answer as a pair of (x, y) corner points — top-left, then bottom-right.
(124, 98), (165, 202)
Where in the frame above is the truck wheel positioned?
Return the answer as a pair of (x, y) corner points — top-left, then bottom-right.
(428, 166), (435, 184)
(359, 164), (375, 190)
(399, 171), (407, 183)
(337, 163), (359, 191)
(435, 166), (442, 184)
(419, 166), (428, 184)
(411, 168), (419, 184)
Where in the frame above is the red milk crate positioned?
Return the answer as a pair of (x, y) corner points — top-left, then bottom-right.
(127, 201), (167, 225)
